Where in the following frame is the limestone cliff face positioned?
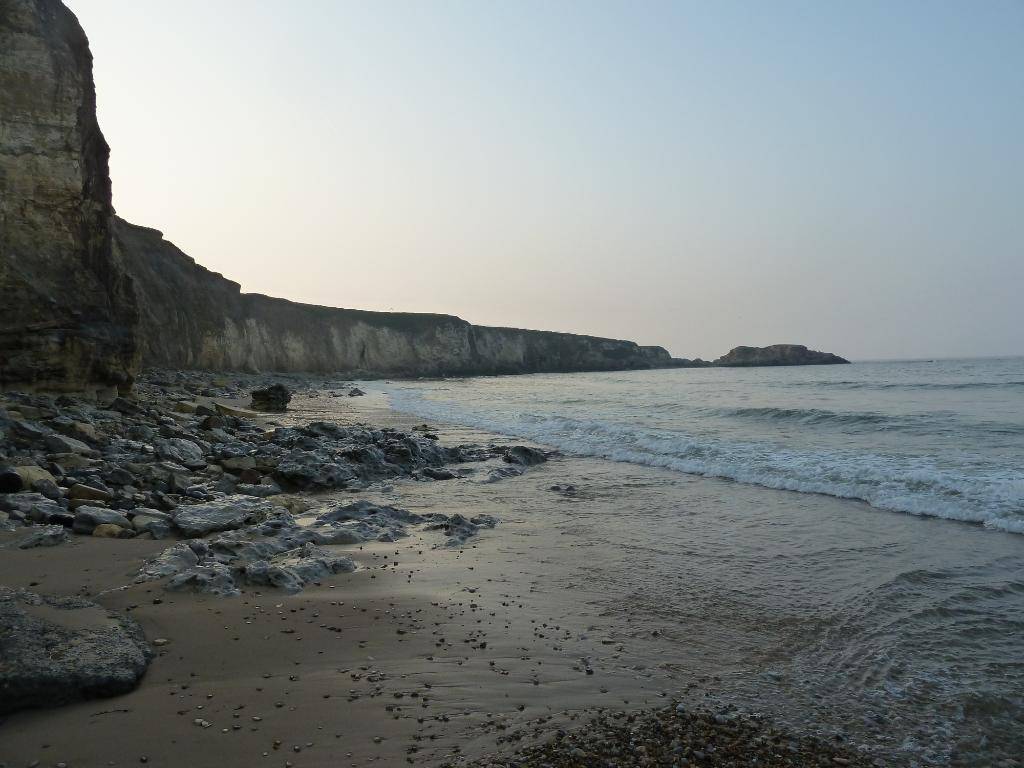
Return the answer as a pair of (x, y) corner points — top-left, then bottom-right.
(114, 218), (673, 376)
(0, 0), (138, 394)
(713, 345), (849, 367)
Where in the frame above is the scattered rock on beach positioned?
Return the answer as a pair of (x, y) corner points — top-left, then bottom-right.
(17, 524), (69, 549)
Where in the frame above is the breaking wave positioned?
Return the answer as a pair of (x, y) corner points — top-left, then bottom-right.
(382, 388), (1024, 535)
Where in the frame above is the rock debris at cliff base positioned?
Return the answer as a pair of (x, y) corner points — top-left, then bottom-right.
(0, 371), (546, 590)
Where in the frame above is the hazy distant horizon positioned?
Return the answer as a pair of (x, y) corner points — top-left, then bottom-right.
(67, 0), (1023, 361)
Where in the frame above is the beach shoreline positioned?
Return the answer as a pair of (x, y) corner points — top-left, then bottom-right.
(2, 374), (1021, 767)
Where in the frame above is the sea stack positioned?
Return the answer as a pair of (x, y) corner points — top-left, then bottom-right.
(713, 344), (850, 367)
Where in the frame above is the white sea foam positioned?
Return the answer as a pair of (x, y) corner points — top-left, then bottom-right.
(381, 385), (1024, 534)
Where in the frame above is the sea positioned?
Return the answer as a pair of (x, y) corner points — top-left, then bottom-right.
(379, 357), (1024, 534)
(362, 357), (1024, 765)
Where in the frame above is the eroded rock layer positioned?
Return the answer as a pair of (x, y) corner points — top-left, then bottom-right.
(115, 218), (675, 376)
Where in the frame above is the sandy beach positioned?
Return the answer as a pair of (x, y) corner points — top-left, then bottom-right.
(0, 389), (880, 768)
(3, 383), (1022, 767)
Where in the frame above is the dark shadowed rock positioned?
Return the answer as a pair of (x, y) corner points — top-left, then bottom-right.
(0, 588), (152, 714)
(250, 384), (292, 411)
(713, 344), (850, 367)
(0, 467), (24, 493)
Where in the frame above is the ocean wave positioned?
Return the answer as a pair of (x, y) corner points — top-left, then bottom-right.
(783, 380), (1024, 391)
(698, 405), (1024, 437)
(382, 387), (1024, 535)
(703, 405), (907, 428)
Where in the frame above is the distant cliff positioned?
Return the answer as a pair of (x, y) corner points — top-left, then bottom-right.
(713, 345), (850, 367)
(115, 219), (674, 377)
(0, 0), (139, 395)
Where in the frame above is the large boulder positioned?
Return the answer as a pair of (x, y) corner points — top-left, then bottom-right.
(0, 588), (152, 714)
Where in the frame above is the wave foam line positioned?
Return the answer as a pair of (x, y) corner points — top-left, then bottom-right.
(382, 387), (1024, 535)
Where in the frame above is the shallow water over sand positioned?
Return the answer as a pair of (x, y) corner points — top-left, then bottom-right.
(325, 390), (1024, 766)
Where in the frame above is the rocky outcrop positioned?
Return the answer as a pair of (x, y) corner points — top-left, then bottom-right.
(713, 344), (849, 367)
(113, 217), (677, 376)
(0, 0), (138, 396)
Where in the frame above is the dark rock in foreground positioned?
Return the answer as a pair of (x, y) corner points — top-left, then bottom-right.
(0, 588), (152, 714)
(714, 344), (850, 367)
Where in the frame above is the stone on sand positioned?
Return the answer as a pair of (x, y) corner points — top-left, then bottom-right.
(0, 588), (152, 715)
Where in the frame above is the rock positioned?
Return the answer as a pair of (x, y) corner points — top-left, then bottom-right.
(428, 513), (499, 547)
(32, 478), (64, 501)
(17, 525), (70, 549)
(0, 467), (24, 493)
(155, 438), (207, 470)
(0, 493), (64, 523)
(165, 563), (239, 597)
(43, 433), (96, 456)
(68, 483), (113, 502)
(220, 455), (257, 473)
(236, 482), (283, 498)
(136, 541), (201, 582)
(713, 344), (850, 367)
(422, 467), (459, 480)
(274, 449), (356, 490)
(131, 511), (174, 539)
(10, 420), (47, 442)
(250, 384), (292, 412)
(92, 523), (132, 538)
(72, 507), (131, 535)
(348, 387), (366, 397)
(485, 465), (526, 483)
(503, 446), (548, 466)
(213, 402), (259, 419)
(238, 468), (262, 484)
(243, 544), (356, 593)
(171, 496), (273, 537)
(0, 588), (152, 714)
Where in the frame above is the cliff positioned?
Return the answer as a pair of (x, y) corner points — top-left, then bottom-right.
(713, 345), (850, 367)
(0, 0), (138, 396)
(114, 218), (674, 376)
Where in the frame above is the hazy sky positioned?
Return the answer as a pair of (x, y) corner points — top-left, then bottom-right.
(67, 0), (1023, 361)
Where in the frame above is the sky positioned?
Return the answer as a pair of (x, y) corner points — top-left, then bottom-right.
(67, 0), (1023, 361)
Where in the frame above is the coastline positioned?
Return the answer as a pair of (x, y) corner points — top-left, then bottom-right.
(2, 376), (1021, 766)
